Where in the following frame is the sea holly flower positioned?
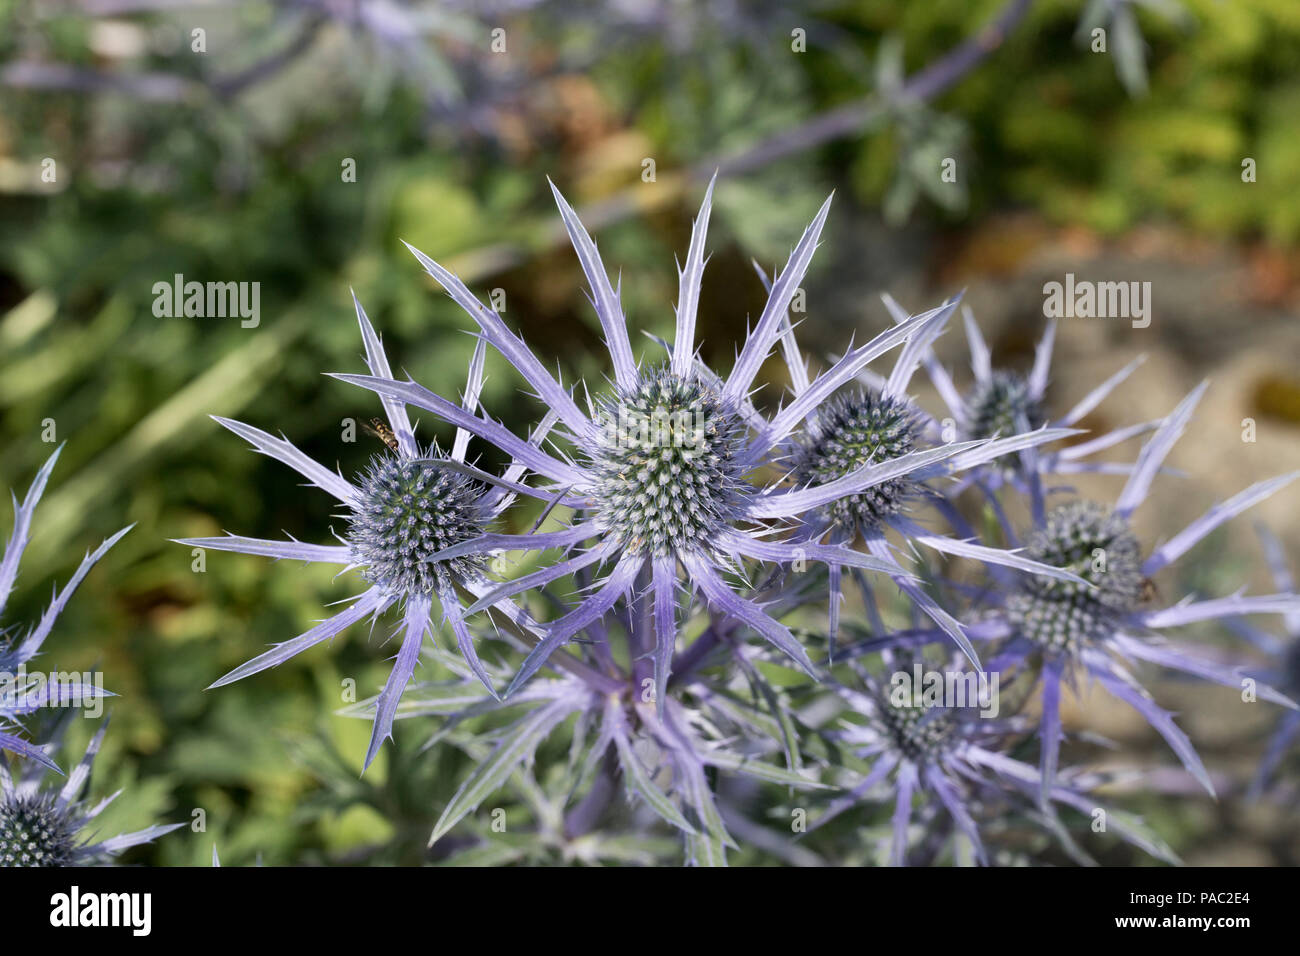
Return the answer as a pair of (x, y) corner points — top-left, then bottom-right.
(959, 384), (1300, 800)
(176, 297), (575, 771)
(805, 649), (1179, 866)
(883, 298), (1156, 501)
(0, 717), (183, 866)
(1, 446), (127, 769)
(334, 175), (999, 702)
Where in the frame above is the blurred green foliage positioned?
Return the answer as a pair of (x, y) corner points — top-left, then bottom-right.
(0, 0), (1297, 864)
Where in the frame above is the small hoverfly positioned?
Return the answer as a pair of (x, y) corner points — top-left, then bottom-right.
(361, 417), (400, 453)
(1139, 577), (1160, 604)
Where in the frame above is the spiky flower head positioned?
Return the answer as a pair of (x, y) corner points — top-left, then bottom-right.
(809, 652), (1178, 866)
(1005, 500), (1143, 653)
(587, 366), (751, 557)
(0, 720), (182, 866)
(957, 384), (1300, 804)
(904, 304), (1150, 489)
(876, 690), (958, 763)
(175, 293), (561, 771)
(962, 370), (1049, 475)
(965, 370), (1047, 442)
(346, 447), (490, 596)
(795, 388), (924, 534)
(0, 792), (79, 866)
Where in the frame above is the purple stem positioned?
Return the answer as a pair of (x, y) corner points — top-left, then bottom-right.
(699, 0), (1036, 180)
(563, 755), (617, 840)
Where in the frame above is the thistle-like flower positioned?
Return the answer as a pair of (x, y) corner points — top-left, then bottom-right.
(176, 300), (565, 770)
(335, 176), (1065, 701)
(962, 384), (1300, 799)
(806, 649), (1179, 866)
(0, 718), (182, 866)
(889, 298), (1155, 493)
(1, 446), (127, 769)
